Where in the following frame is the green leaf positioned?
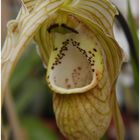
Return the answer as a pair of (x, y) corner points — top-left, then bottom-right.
(15, 78), (46, 114)
(127, 0), (139, 94)
(21, 117), (59, 140)
(10, 46), (41, 91)
(127, 0), (139, 57)
(131, 58), (139, 94)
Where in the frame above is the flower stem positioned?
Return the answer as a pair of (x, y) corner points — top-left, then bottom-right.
(5, 90), (25, 140)
(116, 10), (139, 70)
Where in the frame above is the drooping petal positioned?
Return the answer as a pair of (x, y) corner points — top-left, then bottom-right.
(2, 0), (64, 102)
(2, 6), (29, 102)
(21, 0), (40, 12)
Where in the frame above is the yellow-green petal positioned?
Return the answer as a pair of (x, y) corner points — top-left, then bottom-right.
(2, 0), (64, 102)
(61, 0), (118, 36)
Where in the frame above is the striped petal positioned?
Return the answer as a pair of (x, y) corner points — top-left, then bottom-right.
(2, 0), (125, 140)
(53, 80), (112, 140)
(61, 0), (118, 36)
(21, 0), (37, 12)
(2, 0), (64, 102)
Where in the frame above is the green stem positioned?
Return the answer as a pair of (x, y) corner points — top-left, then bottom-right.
(116, 10), (139, 70)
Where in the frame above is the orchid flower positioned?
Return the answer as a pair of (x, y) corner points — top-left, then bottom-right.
(2, 0), (125, 139)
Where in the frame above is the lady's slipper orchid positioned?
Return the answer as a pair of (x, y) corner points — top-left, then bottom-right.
(2, 0), (125, 139)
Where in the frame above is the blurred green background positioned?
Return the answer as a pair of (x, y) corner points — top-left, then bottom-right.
(2, 0), (139, 140)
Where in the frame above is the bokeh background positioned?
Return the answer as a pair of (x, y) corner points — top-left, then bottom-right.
(1, 0), (139, 140)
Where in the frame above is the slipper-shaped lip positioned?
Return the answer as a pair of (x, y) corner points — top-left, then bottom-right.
(45, 21), (104, 94)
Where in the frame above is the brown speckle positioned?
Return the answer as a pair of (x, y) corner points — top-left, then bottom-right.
(54, 48), (58, 51)
(65, 78), (69, 83)
(67, 84), (71, 88)
(93, 48), (97, 52)
(74, 82), (77, 85)
(78, 67), (82, 70)
(92, 53), (95, 57)
(77, 42), (80, 46)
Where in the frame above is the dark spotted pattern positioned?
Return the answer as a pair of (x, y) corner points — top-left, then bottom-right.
(51, 38), (98, 74)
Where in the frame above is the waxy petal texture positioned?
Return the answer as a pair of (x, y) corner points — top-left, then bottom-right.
(2, 0), (64, 100)
(2, 0), (125, 139)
